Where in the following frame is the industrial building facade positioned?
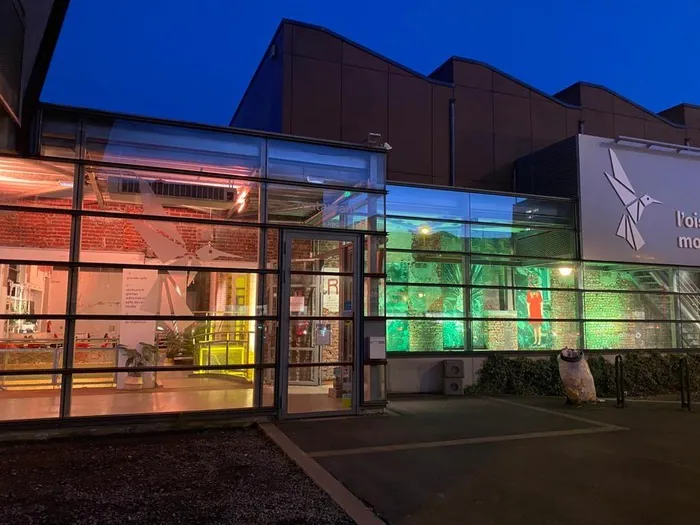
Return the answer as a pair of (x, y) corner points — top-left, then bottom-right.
(0, 13), (698, 424)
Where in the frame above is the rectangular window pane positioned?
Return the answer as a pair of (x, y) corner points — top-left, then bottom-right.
(268, 184), (384, 231)
(584, 321), (674, 350)
(472, 288), (578, 320)
(470, 224), (575, 258)
(365, 234), (386, 274)
(583, 263), (672, 292)
(268, 140), (385, 189)
(40, 112), (79, 158)
(470, 256), (577, 288)
(70, 369), (255, 417)
(680, 323), (700, 349)
(584, 292), (673, 321)
(0, 373), (61, 421)
(364, 277), (385, 317)
(0, 158), (74, 209)
(76, 268), (274, 316)
(0, 210), (71, 261)
(386, 285), (464, 317)
(83, 166), (260, 222)
(387, 251), (464, 284)
(287, 365), (353, 413)
(387, 319), (465, 352)
(386, 218), (466, 252)
(290, 238), (354, 272)
(290, 274), (353, 317)
(472, 320), (580, 351)
(289, 320), (353, 363)
(470, 193), (574, 227)
(79, 217), (261, 268)
(83, 118), (263, 177)
(677, 269), (700, 294)
(0, 264), (68, 316)
(386, 185), (469, 221)
(72, 319), (274, 373)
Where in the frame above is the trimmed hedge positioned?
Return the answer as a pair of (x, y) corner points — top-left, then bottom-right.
(466, 352), (700, 398)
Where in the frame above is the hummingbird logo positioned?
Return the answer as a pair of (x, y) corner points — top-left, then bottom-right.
(604, 149), (661, 251)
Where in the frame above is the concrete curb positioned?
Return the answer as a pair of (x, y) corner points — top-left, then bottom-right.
(259, 422), (385, 525)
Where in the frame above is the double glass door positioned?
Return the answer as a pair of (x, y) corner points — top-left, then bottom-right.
(280, 232), (360, 417)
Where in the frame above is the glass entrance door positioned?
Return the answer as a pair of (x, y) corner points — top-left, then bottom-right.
(280, 232), (360, 417)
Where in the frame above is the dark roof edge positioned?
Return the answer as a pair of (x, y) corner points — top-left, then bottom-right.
(573, 81), (685, 129)
(42, 102), (389, 154)
(229, 18), (455, 125)
(279, 18), (453, 86)
(445, 56), (579, 109)
(228, 21), (285, 127)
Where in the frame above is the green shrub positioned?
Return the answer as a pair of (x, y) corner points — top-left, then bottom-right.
(467, 352), (700, 398)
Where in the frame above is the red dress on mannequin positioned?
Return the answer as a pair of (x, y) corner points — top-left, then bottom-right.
(526, 291), (543, 326)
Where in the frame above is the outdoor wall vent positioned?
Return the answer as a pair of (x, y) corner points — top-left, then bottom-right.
(105, 177), (236, 210)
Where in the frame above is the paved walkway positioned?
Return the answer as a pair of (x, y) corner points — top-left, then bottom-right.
(275, 396), (700, 525)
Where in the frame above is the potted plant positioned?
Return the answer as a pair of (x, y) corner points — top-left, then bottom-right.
(118, 342), (158, 390)
(163, 328), (195, 366)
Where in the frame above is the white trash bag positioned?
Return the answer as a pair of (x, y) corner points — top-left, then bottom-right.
(558, 347), (597, 404)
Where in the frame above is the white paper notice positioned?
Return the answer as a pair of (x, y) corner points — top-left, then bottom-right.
(290, 296), (305, 314)
(118, 269), (158, 389)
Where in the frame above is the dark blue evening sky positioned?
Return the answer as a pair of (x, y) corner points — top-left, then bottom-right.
(43, 0), (700, 126)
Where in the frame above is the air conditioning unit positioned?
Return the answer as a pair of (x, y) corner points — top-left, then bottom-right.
(443, 359), (464, 378)
(105, 176), (237, 210)
(443, 377), (465, 396)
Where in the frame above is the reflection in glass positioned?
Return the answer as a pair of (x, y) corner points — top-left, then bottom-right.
(470, 224), (575, 258)
(70, 370), (257, 417)
(83, 118), (263, 176)
(387, 319), (465, 352)
(76, 269), (274, 317)
(82, 166), (260, 222)
(0, 210), (71, 261)
(364, 278), (385, 317)
(386, 218), (467, 252)
(584, 321), (674, 350)
(80, 216), (261, 267)
(0, 158), (74, 209)
(289, 274), (352, 317)
(268, 140), (385, 189)
(289, 238), (354, 272)
(386, 285), (464, 318)
(268, 184), (384, 231)
(387, 251), (464, 284)
(287, 365), (353, 414)
(470, 256), (577, 288)
(472, 320), (580, 351)
(584, 292), (673, 321)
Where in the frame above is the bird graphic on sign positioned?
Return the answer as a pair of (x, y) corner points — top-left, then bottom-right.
(604, 149), (661, 251)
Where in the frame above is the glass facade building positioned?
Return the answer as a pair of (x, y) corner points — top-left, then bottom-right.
(0, 105), (387, 421)
(0, 104), (697, 424)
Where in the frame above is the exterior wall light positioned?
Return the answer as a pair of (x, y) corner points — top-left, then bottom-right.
(419, 226), (431, 235)
(558, 266), (573, 277)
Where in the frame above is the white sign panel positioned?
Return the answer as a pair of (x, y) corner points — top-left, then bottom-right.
(578, 134), (700, 266)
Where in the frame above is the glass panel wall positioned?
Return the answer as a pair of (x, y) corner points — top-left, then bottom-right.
(385, 184), (696, 353)
(0, 107), (387, 422)
(386, 184), (577, 353)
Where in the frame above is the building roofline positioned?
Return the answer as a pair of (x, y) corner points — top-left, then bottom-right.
(560, 81), (685, 129)
(42, 102), (389, 154)
(442, 56), (580, 109)
(229, 18), (454, 126)
(232, 18), (698, 132)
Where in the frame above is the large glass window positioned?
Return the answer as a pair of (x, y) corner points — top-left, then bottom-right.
(5, 108), (388, 421)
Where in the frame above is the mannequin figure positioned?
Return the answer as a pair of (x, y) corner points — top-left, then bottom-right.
(526, 277), (544, 346)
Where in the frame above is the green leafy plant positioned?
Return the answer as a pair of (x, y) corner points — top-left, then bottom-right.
(118, 343), (158, 377)
(466, 352), (700, 398)
(163, 327), (195, 359)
